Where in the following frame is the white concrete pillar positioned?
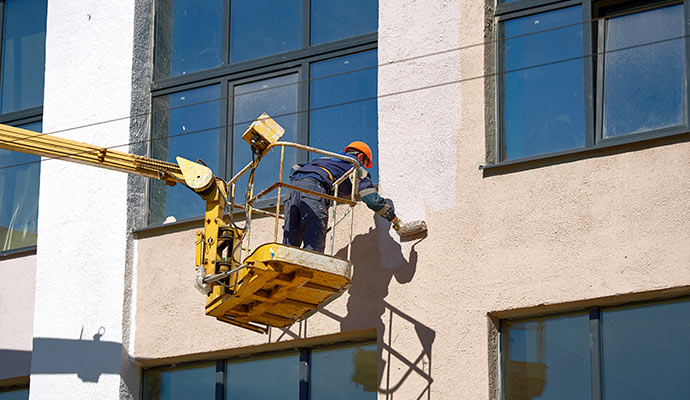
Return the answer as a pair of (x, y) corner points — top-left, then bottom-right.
(31, 1), (136, 399)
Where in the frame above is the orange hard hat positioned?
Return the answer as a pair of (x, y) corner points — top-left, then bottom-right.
(344, 141), (373, 169)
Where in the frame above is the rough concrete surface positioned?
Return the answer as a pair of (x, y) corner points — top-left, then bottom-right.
(30, 1), (136, 399)
(0, 255), (36, 381)
(132, 1), (689, 400)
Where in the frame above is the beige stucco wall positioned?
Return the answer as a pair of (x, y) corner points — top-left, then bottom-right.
(0, 254), (36, 381)
(133, 1), (690, 400)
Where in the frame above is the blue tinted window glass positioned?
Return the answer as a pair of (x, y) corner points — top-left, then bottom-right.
(603, 5), (685, 138)
(504, 313), (590, 400)
(154, 0), (222, 79)
(311, 343), (377, 400)
(231, 0), (302, 63)
(232, 74), (298, 200)
(310, 51), (378, 181)
(502, 6), (585, 160)
(144, 363), (215, 400)
(0, 388), (29, 400)
(311, 0), (378, 45)
(602, 299), (690, 400)
(226, 353), (299, 399)
(0, 121), (41, 252)
(0, 0), (47, 113)
(150, 85), (220, 224)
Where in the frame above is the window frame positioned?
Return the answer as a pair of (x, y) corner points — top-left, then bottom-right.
(489, 0), (690, 168)
(148, 0), (378, 226)
(140, 339), (377, 400)
(0, 0), (47, 257)
(498, 295), (690, 400)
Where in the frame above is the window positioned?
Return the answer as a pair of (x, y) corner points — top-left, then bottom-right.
(495, 0), (688, 163)
(149, 0), (378, 224)
(0, 0), (47, 253)
(501, 297), (690, 399)
(142, 342), (377, 400)
(0, 387), (29, 400)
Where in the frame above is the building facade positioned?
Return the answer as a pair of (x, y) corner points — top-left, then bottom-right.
(1, 0), (689, 399)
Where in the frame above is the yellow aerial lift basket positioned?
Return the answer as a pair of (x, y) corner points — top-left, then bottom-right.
(0, 114), (361, 334)
(189, 113), (363, 333)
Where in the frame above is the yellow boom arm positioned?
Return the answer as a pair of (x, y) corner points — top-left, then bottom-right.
(0, 122), (238, 316)
(0, 124), (189, 185)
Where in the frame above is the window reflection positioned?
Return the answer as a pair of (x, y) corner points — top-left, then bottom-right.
(310, 50), (378, 181)
(602, 4), (685, 138)
(504, 313), (590, 400)
(311, 0), (378, 45)
(602, 299), (690, 399)
(226, 352), (299, 400)
(144, 363), (216, 400)
(0, 0), (47, 113)
(150, 85), (221, 224)
(0, 388), (29, 400)
(311, 343), (377, 400)
(232, 74), (298, 201)
(231, 0), (302, 63)
(0, 121), (41, 252)
(154, 0), (222, 79)
(502, 6), (585, 160)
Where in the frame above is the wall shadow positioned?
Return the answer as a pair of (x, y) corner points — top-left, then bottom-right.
(13, 334), (123, 383)
(320, 214), (435, 399)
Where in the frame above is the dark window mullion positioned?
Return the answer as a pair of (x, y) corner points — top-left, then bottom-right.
(583, 1), (595, 147)
(219, 81), (229, 179)
(300, 348), (310, 400)
(685, 0), (690, 127)
(0, 1), (5, 92)
(222, 0), (230, 66)
(226, 80), (235, 179)
(298, 60), (309, 164)
(216, 360), (225, 400)
(303, 0), (310, 48)
(497, 20), (506, 162)
(589, 308), (603, 400)
(595, 18), (606, 144)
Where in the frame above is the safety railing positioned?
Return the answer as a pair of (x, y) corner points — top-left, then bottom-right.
(225, 142), (361, 265)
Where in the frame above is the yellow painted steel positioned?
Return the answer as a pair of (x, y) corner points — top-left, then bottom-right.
(0, 124), (186, 185)
(0, 114), (357, 335)
(206, 243), (352, 334)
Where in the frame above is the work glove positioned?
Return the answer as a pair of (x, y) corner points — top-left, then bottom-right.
(379, 198), (396, 222)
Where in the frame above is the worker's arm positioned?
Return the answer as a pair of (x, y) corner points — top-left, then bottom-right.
(358, 178), (396, 222)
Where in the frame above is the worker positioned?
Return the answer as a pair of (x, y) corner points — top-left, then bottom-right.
(283, 141), (397, 252)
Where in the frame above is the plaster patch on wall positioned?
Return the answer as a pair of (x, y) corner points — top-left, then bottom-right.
(378, 0), (461, 224)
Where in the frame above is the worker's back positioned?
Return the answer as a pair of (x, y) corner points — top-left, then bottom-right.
(292, 155), (370, 197)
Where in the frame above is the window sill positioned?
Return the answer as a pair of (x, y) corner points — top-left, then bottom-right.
(0, 246), (37, 260)
(481, 129), (689, 177)
(134, 196), (284, 239)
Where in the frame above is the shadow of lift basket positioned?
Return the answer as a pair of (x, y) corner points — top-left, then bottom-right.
(199, 113), (362, 334)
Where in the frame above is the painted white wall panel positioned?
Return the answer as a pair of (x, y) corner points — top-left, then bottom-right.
(31, 1), (135, 399)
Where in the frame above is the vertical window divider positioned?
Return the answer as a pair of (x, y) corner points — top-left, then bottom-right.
(299, 348), (310, 400)
(589, 307), (603, 400)
(220, 82), (230, 178)
(303, 0), (311, 48)
(226, 81), (235, 181)
(583, 1), (596, 147)
(498, 321), (507, 400)
(595, 18), (606, 144)
(216, 359), (225, 400)
(683, 0), (690, 128)
(298, 61), (310, 164)
(0, 1), (5, 76)
(496, 20), (505, 162)
(222, 0), (230, 66)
